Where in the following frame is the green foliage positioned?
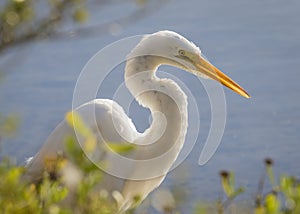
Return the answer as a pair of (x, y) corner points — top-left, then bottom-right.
(0, 111), (127, 213)
(217, 170), (245, 213)
(105, 142), (136, 154)
(0, 0), (34, 28)
(0, 152), (300, 214)
(0, 113), (19, 139)
(0, 159), (40, 213)
(0, 157), (117, 213)
(62, 137), (119, 214)
(265, 193), (280, 214)
(65, 111), (96, 153)
(280, 176), (300, 213)
(0, 0), (156, 55)
(72, 7), (89, 23)
(0, 135), (118, 214)
(0, 0), (89, 54)
(65, 111), (136, 156)
(0, 112), (299, 214)
(219, 170), (245, 199)
(252, 159), (300, 214)
(192, 160), (300, 214)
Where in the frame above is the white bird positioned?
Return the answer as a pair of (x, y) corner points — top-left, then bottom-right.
(25, 31), (250, 211)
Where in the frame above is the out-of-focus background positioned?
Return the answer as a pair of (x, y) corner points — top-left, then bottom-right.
(0, 0), (299, 212)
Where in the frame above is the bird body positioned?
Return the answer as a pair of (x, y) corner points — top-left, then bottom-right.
(25, 31), (249, 211)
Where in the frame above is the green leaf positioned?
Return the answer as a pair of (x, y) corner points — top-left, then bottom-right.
(0, 113), (19, 137)
(254, 206), (265, 214)
(220, 172), (233, 197)
(65, 111), (96, 153)
(266, 165), (277, 190)
(72, 7), (89, 23)
(265, 193), (280, 214)
(65, 111), (91, 138)
(231, 187), (245, 199)
(105, 142), (136, 154)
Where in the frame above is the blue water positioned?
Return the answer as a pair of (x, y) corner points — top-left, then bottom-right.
(0, 0), (299, 211)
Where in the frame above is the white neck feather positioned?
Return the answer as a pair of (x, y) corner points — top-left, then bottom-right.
(125, 55), (188, 163)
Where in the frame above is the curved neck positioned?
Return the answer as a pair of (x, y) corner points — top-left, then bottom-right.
(125, 56), (188, 161)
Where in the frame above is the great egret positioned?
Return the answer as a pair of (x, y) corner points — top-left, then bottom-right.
(25, 31), (249, 211)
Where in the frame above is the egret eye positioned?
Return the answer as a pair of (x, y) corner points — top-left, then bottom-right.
(178, 50), (185, 56)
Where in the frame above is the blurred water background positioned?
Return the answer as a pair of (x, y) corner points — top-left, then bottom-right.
(0, 0), (299, 211)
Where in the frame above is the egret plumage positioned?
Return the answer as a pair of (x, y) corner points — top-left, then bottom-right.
(25, 30), (249, 211)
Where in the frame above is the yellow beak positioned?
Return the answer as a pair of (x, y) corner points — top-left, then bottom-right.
(195, 56), (250, 98)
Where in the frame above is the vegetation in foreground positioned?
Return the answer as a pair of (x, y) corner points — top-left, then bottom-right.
(1, 155), (299, 214)
(0, 112), (299, 214)
(1, 1), (298, 214)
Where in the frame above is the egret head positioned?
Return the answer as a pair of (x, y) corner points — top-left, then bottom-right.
(129, 30), (250, 98)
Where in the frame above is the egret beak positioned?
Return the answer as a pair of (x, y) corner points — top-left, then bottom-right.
(194, 56), (250, 98)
